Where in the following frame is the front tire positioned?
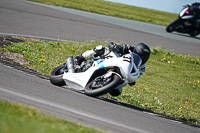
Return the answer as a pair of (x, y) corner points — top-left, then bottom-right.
(85, 74), (121, 97)
(49, 63), (66, 86)
(166, 18), (181, 33)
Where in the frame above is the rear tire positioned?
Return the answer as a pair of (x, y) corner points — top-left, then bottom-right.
(189, 30), (199, 37)
(49, 63), (66, 86)
(85, 74), (121, 97)
(109, 88), (123, 97)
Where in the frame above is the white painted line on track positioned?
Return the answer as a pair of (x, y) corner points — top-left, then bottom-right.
(0, 33), (69, 42)
(0, 87), (150, 133)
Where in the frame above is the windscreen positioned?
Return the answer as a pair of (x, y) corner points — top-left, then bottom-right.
(133, 53), (142, 69)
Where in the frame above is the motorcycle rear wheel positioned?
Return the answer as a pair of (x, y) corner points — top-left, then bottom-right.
(189, 30), (199, 37)
(85, 74), (121, 97)
(49, 63), (66, 86)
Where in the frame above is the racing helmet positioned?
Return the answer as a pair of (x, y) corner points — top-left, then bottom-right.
(133, 43), (150, 65)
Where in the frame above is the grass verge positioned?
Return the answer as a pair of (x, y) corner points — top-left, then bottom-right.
(1, 40), (200, 125)
(0, 100), (103, 133)
(29, 0), (177, 26)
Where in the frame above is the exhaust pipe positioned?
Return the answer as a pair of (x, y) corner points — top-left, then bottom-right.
(66, 56), (75, 73)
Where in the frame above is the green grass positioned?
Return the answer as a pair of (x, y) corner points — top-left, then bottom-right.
(29, 0), (177, 26)
(0, 101), (103, 133)
(2, 41), (200, 125)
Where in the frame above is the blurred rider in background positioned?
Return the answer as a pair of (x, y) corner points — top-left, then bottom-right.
(189, 2), (200, 27)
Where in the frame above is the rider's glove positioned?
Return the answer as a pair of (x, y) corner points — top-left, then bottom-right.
(121, 44), (131, 54)
(108, 42), (123, 54)
(108, 42), (133, 55)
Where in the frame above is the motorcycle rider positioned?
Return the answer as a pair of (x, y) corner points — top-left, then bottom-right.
(190, 2), (200, 15)
(73, 42), (150, 96)
(189, 2), (200, 27)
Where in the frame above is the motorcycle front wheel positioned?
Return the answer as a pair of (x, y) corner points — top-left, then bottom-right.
(49, 63), (66, 86)
(85, 74), (121, 97)
(166, 18), (181, 32)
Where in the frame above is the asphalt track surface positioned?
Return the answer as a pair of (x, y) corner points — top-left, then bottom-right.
(0, 0), (200, 56)
(0, 0), (200, 133)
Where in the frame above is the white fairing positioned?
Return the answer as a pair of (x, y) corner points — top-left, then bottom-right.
(182, 15), (194, 20)
(62, 51), (140, 91)
(179, 7), (194, 19)
(180, 7), (188, 17)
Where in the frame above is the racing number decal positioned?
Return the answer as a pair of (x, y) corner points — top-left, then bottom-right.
(123, 55), (131, 63)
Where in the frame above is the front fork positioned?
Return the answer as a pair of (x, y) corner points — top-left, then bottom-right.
(66, 56), (75, 73)
(105, 69), (126, 90)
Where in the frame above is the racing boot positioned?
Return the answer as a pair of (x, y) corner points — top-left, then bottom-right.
(74, 54), (86, 66)
(74, 54), (86, 72)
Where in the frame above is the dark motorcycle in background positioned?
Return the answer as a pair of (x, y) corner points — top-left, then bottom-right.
(166, 4), (200, 37)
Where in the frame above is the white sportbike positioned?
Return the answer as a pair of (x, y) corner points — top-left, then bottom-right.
(49, 51), (142, 97)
